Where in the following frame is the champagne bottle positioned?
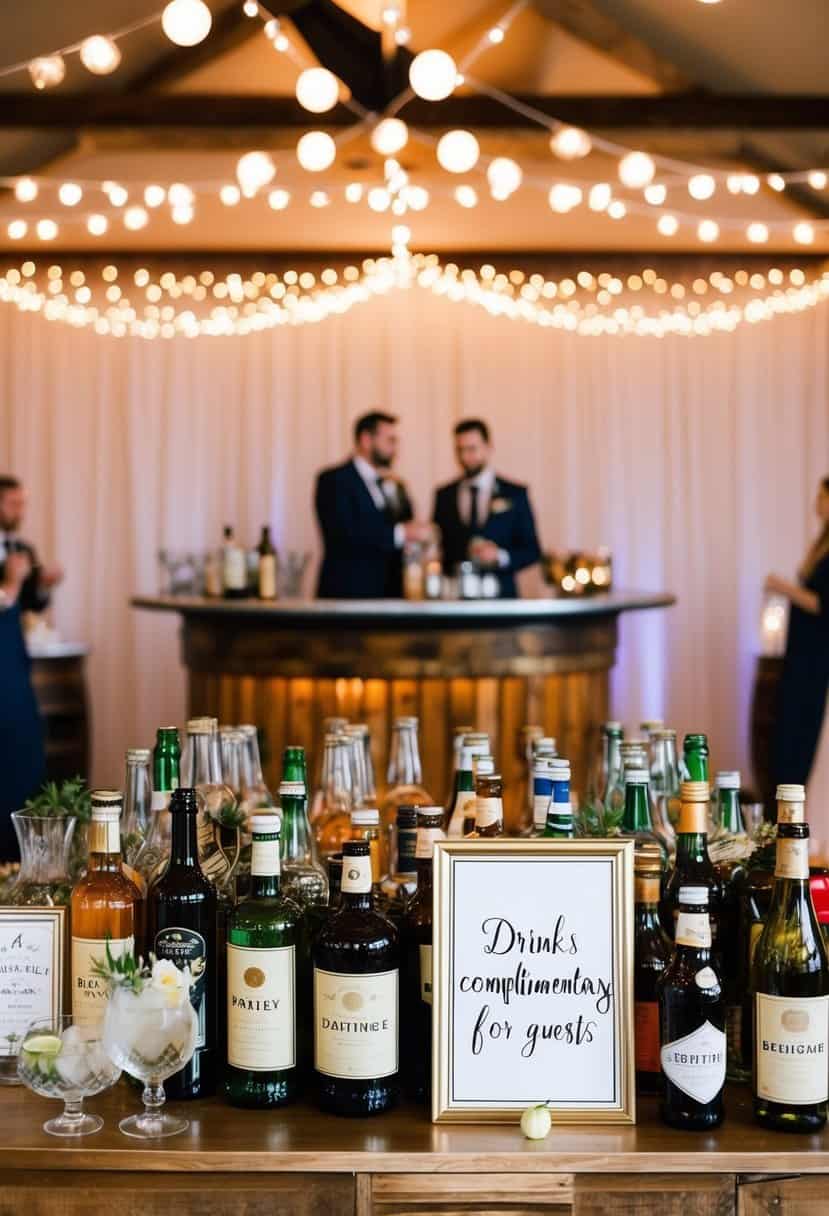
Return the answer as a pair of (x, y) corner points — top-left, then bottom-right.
(753, 785), (829, 1131)
(660, 781), (719, 940)
(682, 733), (710, 783)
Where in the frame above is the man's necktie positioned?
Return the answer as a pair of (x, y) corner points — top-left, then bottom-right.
(468, 484), (481, 533)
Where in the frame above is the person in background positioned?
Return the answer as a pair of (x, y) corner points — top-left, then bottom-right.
(767, 474), (829, 788)
(315, 411), (431, 598)
(432, 419), (541, 599)
(0, 475), (62, 861)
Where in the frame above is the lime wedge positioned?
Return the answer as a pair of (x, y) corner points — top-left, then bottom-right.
(23, 1033), (62, 1056)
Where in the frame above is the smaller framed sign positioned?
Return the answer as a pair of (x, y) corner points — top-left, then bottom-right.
(432, 839), (635, 1124)
(0, 907), (66, 1055)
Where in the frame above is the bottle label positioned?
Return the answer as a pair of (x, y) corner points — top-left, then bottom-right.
(448, 793), (476, 838)
(775, 838), (810, 880)
(661, 1020), (726, 1104)
(251, 835), (281, 878)
(397, 827), (418, 871)
(675, 911), (712, 948)
(475, 797), (502, 829)
(224, 548), (247, 591)
(635, 876), (661, 904)
(314, 968), (398, 1079)
(533, 793), (551, 829)
(419, 945), (433, 1005)
(88, 819), (120, 854)
(677, 803), (708, 835)
(258, 554), (277, 599)
(228, 943), (295, 1072)
(778, 800), (805, 825)
(755, 993), (829, 1104)
(151, 790), (169, 812)
(416, 828), (444, 860)
(71, 935), (134, 1032)
(341, 854), (372, 894)
(635, 1000), (661, 1074)
(154, 927), (208, 1048)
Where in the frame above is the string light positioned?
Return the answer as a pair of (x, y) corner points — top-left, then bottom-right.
(220, 184), (241, 206)
(87, 214), (108, 236)
(14, 177), (38, 203)
(588, 183), (611, 212)
(295, 67), (339, 114)
(268, 188), (291, 210)
(344, 182), (364, 203)
(243, 0), (259, 15)
(549, 183), (582, 213)
(168, 182), (195, 208)
(236, 151), (276, 197)
(124, 206), (149, 231)
(79, 35), (121, 75)
(144, 184), (167, 208)
(747, 222), (769, 244)
(486, 157), (522, 198)
(618, 151), (656, 189)
(57, 182), (83, 206)
(409, 49), (457, 101)
(767, 174), (786, 192)
(171, 205), (194, 225)
(698, 219), (720, 243)
(549, 127), (592, 160)
(296, 131), (337, 172)
(106, 184), (129, 207)
(28, 55), (65, 90)
(436, 130), (480, 173)
(794, 222), (815, 245)
(657, 214), (679, 236)
(370, 118), (409, 157)
(808, 171), (828, 189)
(454, 185), (478, 208)
(310, 190), (330, 208)
(688, 174), (716, 200)
(7, 221), (27, 240)
(36, 220), (58, 241)
(161, 0), (212, 47)
(607, 200), (627, 219)
(367, 187), (391, 212)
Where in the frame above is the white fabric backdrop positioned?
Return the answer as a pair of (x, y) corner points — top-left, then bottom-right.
(1, 288), (828, 834)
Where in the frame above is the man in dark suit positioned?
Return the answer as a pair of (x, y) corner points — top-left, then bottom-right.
(432, 419), (541, 599)
(0, 476), (63, 614)
(315, 411), (430, 599)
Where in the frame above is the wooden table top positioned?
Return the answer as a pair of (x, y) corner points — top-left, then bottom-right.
(0, 1084), (826, 1174)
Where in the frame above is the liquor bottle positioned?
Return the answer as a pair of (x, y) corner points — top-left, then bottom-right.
(516, 724), (544, 836)
(443, 725), (475, 814)
(471, 770), (504, 838)
(135, 725), (180, 888)
(71, 791), (136, 1034)
(279, 779), (328, 909)
(313, 841), (399, 1115)
(181, 716), (237, 892)
(653, 728), (681, 838)
(660, 781), (719, 940)
(531, 754), (556, 837)
(256, 525), (278, 600)
(150, 788), (218, 1100)
(467, 754), (497, 836)
(543, 760), (575, 838)
(222, 525), (247, 599)
(589, 721), (622, 812)
(621, 767), (669, 865)
(312, 717), (348, 792)
(381, 716), (433, 829)
(658, 885), (725, 1130)
(753, 788), (829, 1131)
(312, 734), (354, 856)
(682, 733), (710, 783)
(446, 743), (477, 838)
(225, 813), (302, 1108)
(380, 805), (419, 917)
(709, 771), (748, 1078)
(633, 843), (671, 1094)
(350, 808), (389, 890)
(122, 748), (151, 865)
(401, 807), (445, 1103)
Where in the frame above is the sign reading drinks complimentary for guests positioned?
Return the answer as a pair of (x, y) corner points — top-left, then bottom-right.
(431, 839), (635, 1123)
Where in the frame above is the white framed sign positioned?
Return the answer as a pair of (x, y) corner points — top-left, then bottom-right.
(432, 839), (635, 1124)
(0, 907), (66, 1056)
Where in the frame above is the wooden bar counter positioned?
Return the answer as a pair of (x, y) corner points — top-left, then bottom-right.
(1, 1085), (827, 1215)
(132, 592), (673, 816)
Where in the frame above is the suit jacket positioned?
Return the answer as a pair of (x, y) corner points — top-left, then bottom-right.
(432, 475), (541, 599)
(315, 460), (413, 599)
(0, 539), (50, 615)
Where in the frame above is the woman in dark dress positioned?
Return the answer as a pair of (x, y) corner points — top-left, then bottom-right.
(767, 476), (829, 787)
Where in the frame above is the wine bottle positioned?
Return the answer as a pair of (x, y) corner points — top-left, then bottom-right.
(658, 885), (725, 1130)
(380, 805), (419, 919)
(256, 525), (278, 601)
(543, 760), (575, 839)
(710, 771), (748, 1080)
(150, 788), (218, 1100)
(401, 808), (445, 1103)
(660, 781), (719, 940)
(753, 785), (829, 1131)
(633, 844), (671, 1094)
(225, 814), (303, 1108)
(470, 759), (502, 838)
(682, 733), (710, 783)
(313, 841), (399, 1115)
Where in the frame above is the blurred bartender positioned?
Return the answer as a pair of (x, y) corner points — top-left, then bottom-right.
(432, 419), (541, 599)
(0, 476), (63, 860)
(314, 412), (431, 598)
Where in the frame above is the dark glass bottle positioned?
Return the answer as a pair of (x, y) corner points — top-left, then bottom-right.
(225, 813), (303, 1108)
(710, 772), (748, 1080)
(738, 831), (776, 1081)
(471, 770), (504, 838)
(306, 854), (344, 947)
(753, 787), (829, 1132)
(150, 788), (218, 1100)
(633, 843), (671, 1094)
(313, 841), (399, 1115)
(661, 781), (719, 941)
(381, 805), (419, 920)
(543, 760), (575, 839)
(279, 779), (327, 909)
(401, 808), (445, 1103)
(682, 733), (710, 783)
(658, 885), (725, 1130)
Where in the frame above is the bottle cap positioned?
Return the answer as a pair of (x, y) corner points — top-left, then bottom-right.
(603, 721), (623, 735)
(622, 737), (649, 750)
(551, 760), (571, 780)
(640, 720), (664, 733)
(715, 771), (741, 789)
(679, 885), (709, 905)
(655, 728), (676, 739)
(521, 725), (544, 739)
(126, 748), (151, 763)
(90, 789), (122, 818)
(238, 724), (258, 737)
(776, 782), (805, 802)
(347, 723), (370, 736)
(533, 755), (558, 778)
(251, 813), (281, 835)
(351, 808), (380, 826)
(156, 726), (178, 734)
(186, 717), (214, 734)
(343, 840), (370, 857)
(473, 755), (496, 777)
(454, 725), (475, 739)
(684, 733), (708, 748)
(279, 781), (305, 797)
(396, 806), (419, 828)
(680, 780), (709, 802)
(394, 716), (419, 728)
(624, 767), (649, 784)
(417, 806), (446, 825)
(536, 736), (557, 751)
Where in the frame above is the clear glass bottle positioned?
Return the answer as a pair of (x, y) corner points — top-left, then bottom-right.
(381, 716), (432, 828)
(516, 724), (544, 837)
(345, 725), (371, 810)
(135, 726), (180, 889)
(8, 812), (76, 907)
(313, 717), (348, 792)
(238, 725), (273, 809)
(588, 721), (622, 809)
(470, 771), (504, 838)
(600, 724), (626, 815)
(181, 717), (238, 892)
(639, 720), (664, 788)
(122, 748), (151, 865)
(443, 724), (474, 812)
(279, 779), (328, 909)
(653, 728), (681, 836)
(314, 734), (355, 858)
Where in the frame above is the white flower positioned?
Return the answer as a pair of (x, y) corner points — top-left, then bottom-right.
(149, 958), (189, 1006)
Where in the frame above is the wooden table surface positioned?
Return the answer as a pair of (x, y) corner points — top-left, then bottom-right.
(0, 1083), (826, 1175)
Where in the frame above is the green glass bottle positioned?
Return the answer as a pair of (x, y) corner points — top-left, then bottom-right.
(753, 786), (829, 1131)
(446, 744), (477, 838)
(683, 733), (710, 783)
(660, 781), (718, 940)
(225, 813), (303, 1108)
(279, 779), (328, 909)
(620, 767), (669, 864)
(543, 760), (575, 838)
(282, 745), (307, 788)
(135, 726), (181, 887)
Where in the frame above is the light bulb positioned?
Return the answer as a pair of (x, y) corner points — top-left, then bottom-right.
(404, 185), (429, 211)
(58, 182), (83, 206)
(167, 182), (194, 208)
(295, 67), (339, 114)
(273, 33), (289, 51)
(268, 188), (291, 210)
(767, 173), (786, 192)
(296, 131), (337, 172)
(588, 182), (611, 211)
(487, 26), (505, 43)
(382, 4), (400, 24)
(7, 220), (27, 240)
(87, 214), (108, 236)
(79, 35), (121, 75)
(171, 205), (194, 224)
(107, 183), (128, 207)
(486, 157), (522, 197)
(688, 173), (716, 200)
(370, 118), (408, 157)
(310, 190), (330, 208)
(236, 150), (276, 196)
(454, 185), (478, 208)
(793, 221), (815, 245)
(162, 0), (212, 47)
(436, 130), (480, 174)
(144, 184), (166, 208)
(220, 184), (240, 205)
(392, 224), (411, 247)
(549, 126), (592, 161)
(618, 151), (655, 189)
(548, 183), (582, 213)
(36, 219), (58, 240)
(124, 205), (149, 230)
(741, 174), (760, 195)
(28, 55), (65, 90)
(746, 222), (768, 243)
(607, 199), (626, 219)
(243, 0), (258, 14)
(409, 49), (457, 101)
(395, 26), (411, 45)
(14, 177), (38, 203)
(644, 183), (667, 205)
(344, 182), (363, 203)
(697, 219), (719, 243)
(808, 170), (828, 189)
(726, 174), (743, 194)
(264, 19), (279, 38)
(368, 187), (391, 212)
(657, 213), (679, 236)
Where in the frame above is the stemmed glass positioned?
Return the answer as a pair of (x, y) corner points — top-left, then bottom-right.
(102, 974), (197, 1139)
(17, 1016), (121, 1136)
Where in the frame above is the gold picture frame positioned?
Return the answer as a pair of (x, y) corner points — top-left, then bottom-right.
(431, 838), (635, 1124)
(0, 906), (66, 1052)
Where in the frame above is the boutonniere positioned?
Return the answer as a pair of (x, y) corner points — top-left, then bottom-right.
(490, 496), (512, 515)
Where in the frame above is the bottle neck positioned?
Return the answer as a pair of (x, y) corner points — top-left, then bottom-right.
(718, 788), (743, 834)
(88, 816), (122, 869)
(662, 738), (679, 793)
(676, 802), (709, 859)
(153, 748), (180, 795)
(685, 749), (709, 783)
(605, 735), (622, 783)
(623, 783), (654, 832)
(397, 825), (418, 875)
(388, 726), (422, 786)
(185, 733), (219, 786)
(340, 888), (372, 912)
(280, 794), (312, 858)
(323, 744), (352, 803)
(124, 762), (151, 834)
(415, 856), (434, 889)
(170, 810), (199, 868)
(455, 767), (474, 795)
(250, 872), (281, 898)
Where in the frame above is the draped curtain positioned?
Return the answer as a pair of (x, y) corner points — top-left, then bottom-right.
(1, 288), (828, 838)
